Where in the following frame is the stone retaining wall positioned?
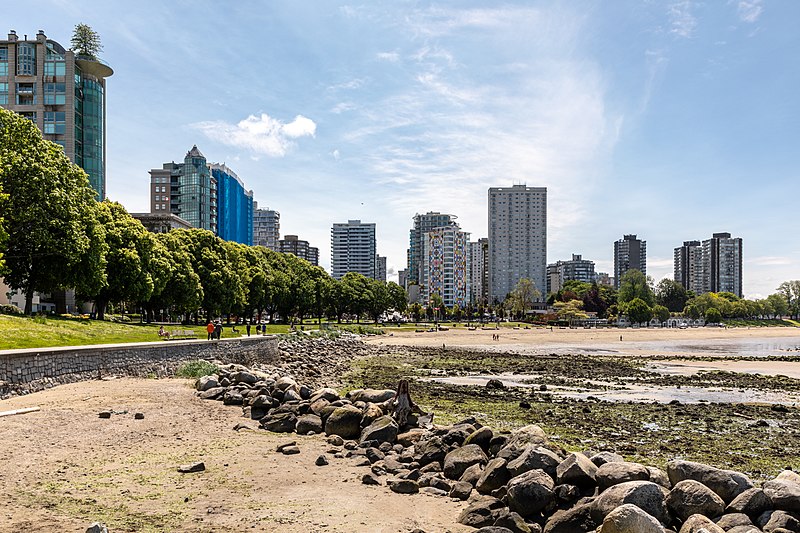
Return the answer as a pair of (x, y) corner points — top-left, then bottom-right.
(0, 336), (279, 398)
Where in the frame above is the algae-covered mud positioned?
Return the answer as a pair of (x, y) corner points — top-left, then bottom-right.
(343, 346), (800, 480)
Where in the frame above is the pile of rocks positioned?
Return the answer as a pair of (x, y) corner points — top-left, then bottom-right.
(271, 336), (370, 389)
(195, 359), (799, 533)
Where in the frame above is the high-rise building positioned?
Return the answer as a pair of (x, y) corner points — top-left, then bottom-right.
(397, 269), (408, 289)
(331, 220), (377, 280)
(149, 146), (217, 233)
(613, 234), (646, 288)
(376, 255), (387, 283)
(547, 254), (596, 294)
(469, 238), (489, 306)
(674, 240), (704, 295)
(1, 29), (113, 198)
(702, 233), (743, 297)
(253, 202), (280, 251)
(279, 235), (319, 266)
(422, 226), (470, 309)
(488, 185), (547, 304)
(131, 212), (192, 234)
(211, 163), (253, 245)
(407, 212), (459, 287)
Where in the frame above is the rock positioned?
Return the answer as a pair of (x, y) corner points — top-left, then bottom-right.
(727, 487), (773, 518)
(458, 497), (505, 528)
(382, 456), (406, 474)
(178, 461), (205, 473)
(678, 514), (726, 533)
(324, 405), (363, 439)
(86, 523), (108, 533)
(507, 469), (556, 517)
(134, 412), (145, 420)
(493, 509), (533, 533)
(465, 426), (495, 451)
(507, 446), (562, 479)
(360, 402), (385, 428)
(591, 451), (625, 467)
(666, 479), (726, 522)
(231, 371), (258, 385)
(98, 410), (111, 419)
(197, 387), (226, 400)
(351, 388), (396, 404)
(417, 436), (449, 466)
(361, 473), (381, 485)
(366, 447), (385, 464)
(599, 503), (666, 533)
(648, 467), (671, 489)
(275, 441), (297, 452)
(504, 424), (548, 450)
(763, 479), (800, 512)
(543, 502), (596, 533)
(326, 435), (344, 446)
(296, 414), (324, 434)
(444, 444), (489, 480)
(776, 470), (800, 485)
(281, 445), (300, 455)
(388, 478), (419, 494)
(261, 412), (297, 433)
(222, 391), (244, 405)
(716, 513), (754, 529)
(421, 486), (448, 497)
(556, 452), (598, 487)
(443, 424), (475, 446)
(450, 480), (474, 500)
(476, 458), (511, 494)
(310, 387), (340, 403)
(486, 379), (505, 389)
(283, 388), (302, 402)
(360, 415), (399, 444)
(726, 526), (763, 533)
(315, 455), (329, 466)
(757, 510), (800, 532)
(475, 528), (514, 533)
(275, 376), (298, 391)
(554, 483), (581, 504)
(459, 463), (484, 487)
(667, 460), (752, 504)
(597, 462), (650, 491)
(195, 375), (219, 391)
(591, 481), (669, 525)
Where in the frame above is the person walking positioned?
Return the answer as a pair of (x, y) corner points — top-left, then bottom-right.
(206, 321), (215, 340)
(246, 321), (251, 336)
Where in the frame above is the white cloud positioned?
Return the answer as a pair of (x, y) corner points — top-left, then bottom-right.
(332, 149), (340, 161)
(668, 1), (698, 38)
(327, 78), (366, 91)
(192, 113), (316, 157)
(377, 51), (400, 62)
(737, 0), (763, 23)
(331, 102), (357, 114)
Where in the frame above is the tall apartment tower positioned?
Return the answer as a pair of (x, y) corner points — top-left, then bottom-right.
(211, 163), (253, 245)
(674, 241), (704, 295)
(488, 185), (547, 304)
(149, 146), (217, 233)
(547, 254), (596, 294)
(422, 226), (470, 309)
(331, 220), (377, 280)
(613, 234), (646, 288)
(279, 235), (319, 266)
(469, 238), (489, 306)
(376, 256), (387, 283)
(252, 202), (280, 250)
(1, 29), (113, 198)
(702, 232), (743, 297)
(407, 212), (459, 287)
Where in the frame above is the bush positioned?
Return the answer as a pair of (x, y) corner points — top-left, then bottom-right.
(0, 304), (23, 315)
(175, 360), (218, 378)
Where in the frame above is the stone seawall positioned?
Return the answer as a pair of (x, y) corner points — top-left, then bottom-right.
(0, 336), (279, 398)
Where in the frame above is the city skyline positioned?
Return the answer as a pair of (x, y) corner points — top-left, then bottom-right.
(4, 1), (799, 298)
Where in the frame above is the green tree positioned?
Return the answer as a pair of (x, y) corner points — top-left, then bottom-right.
(341, 272), (372, 322)
(625, 298), (652, 325)
(0, 108), (107, 314)
(386, 282), (407, 313)
(766, 293), (789, 319)
(365, 279), (391, 323)
(655, 278), (689, 312)
(618, 270), (654, 307)
(705, 307), (722, 324)
(777, 281), (800, 319)
(508, 277), (541, 320)
(652, 304), (670, 323)
(149, 231), (203, 320)
(582, 283), (610, 317)
(71, 23), (103, 58)
(408, 302), (423, 323)
(553, 299), (588, 322)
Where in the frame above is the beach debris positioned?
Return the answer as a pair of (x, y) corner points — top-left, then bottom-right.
(177, 461), (205, 473)
(0, 406), (40, 418)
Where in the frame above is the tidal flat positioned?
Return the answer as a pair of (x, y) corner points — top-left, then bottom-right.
(343, 345), (800, 480)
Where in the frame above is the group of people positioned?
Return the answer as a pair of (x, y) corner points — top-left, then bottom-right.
(205, 320), (269, 340)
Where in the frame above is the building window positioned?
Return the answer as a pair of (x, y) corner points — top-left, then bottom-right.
(44, 82), (66, 104)
(0, 46), (7, 76)
(16, 82), (36, 105)
(0, 83), (7, 105)
(44, 111), (66, 135)
(16, 42), (36, 76)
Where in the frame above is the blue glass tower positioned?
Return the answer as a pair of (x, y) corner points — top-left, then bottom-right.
(211, 164), (253, 245)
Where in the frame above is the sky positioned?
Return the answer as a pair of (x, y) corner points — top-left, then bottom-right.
(6, 0), (799, 298)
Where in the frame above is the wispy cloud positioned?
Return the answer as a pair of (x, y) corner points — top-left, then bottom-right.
(192, 113), (316, 157)
(377, 51), (400, 62)
(327, 78), (366, 91)
(668, 1), (698, 38)
(736, 0), (764, 23)
(331, 102), (357, 114)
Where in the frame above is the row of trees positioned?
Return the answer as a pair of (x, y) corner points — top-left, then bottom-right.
(0, 108), (406, 323)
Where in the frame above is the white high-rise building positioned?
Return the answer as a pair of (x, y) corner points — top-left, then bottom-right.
(331, 220), (377, 280)
(422, 226), (470, 309)
(469, 238), (488, 306)
(702, 233), (743, 297)
(252, 201), (280, 251)
(614, 234), (647, 288)
(488, 185), (547, 304)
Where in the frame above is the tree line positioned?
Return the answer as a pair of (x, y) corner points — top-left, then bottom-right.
(0, 108), (406, 323)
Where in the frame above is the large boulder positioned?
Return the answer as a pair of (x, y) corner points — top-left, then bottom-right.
(666, 479), (726, 522)
(195, 375), (219, 391)
(715, 513), (755, 530)
(504, 425), (548, 450)
(727, 487), (773, 518)
(757, 509), (800, 532)
(476, 458), (511, 494)
(310, 387), (339, 403)
(763, 479), (800, 513)
(296, 414), (324, 434)
(360, 403), (385, 428)
(493, 509), (534, 533)
(275, 376), (298, 391)
(464, 427), (495, 452)
(324, 405), (363, 439)
(543, 502), (595, 533)
(556, 452), (598, 487)
(776, 470), (800, 485)
(444, 444), (488, 480)
(458, 497), (506, 528)
(678, 514), (726, 533)
(591, 451), (625, 467)
(260, 412), (297, 433)
(507, 446), (561, 479)
(591, 481), (669, 525)
(231, 370), (258, 385)
(416, 436), (448, 466)
(507, 469), (556, 518)
(667, 460), (752, 504)
(360, 415), (399, 444)
(599, 503), (666, 533)
(350, 389), (395, 404)
(597, 462), (651, 491)
(397, 429), (426, 447)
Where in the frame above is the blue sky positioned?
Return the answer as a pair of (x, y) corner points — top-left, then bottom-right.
(7, 0), (799, 298)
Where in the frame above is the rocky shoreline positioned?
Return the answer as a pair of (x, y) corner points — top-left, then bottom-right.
(192, 337), (800, 533)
